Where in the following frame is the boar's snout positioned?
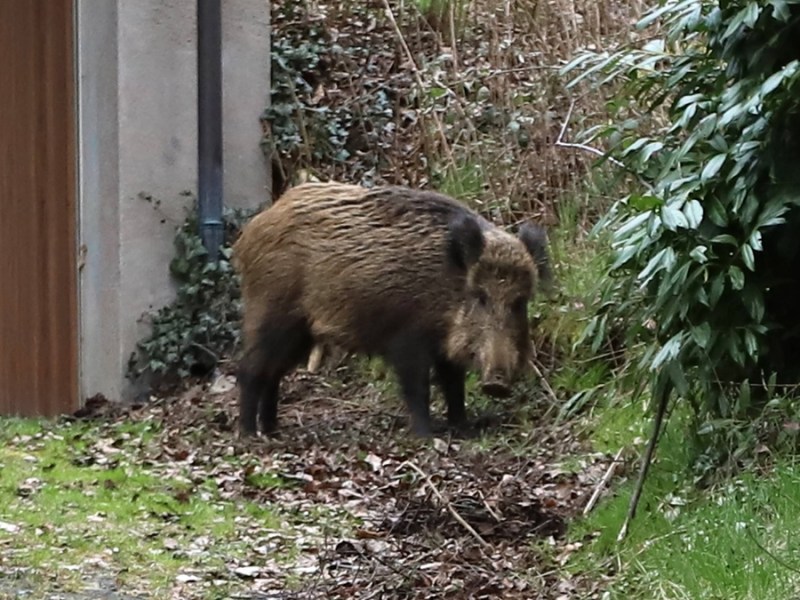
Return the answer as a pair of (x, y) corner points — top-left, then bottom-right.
(478, 353), (519, 398)
(476, 332), (528, 398)
(480, 372), (513, 398)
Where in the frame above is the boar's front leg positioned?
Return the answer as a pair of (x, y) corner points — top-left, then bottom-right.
(434, 357), (467, 428)
(387, 334), (433, 437)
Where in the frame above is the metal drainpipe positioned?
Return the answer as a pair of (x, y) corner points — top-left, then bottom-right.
(197, 0), (224, 262)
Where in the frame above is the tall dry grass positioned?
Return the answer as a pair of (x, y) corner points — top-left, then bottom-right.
(268, 0), (653, 227)
(404, 0), (651, 223)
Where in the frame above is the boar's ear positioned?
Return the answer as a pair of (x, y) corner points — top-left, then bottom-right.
(518, 222), (553, 286)
(447, 214), (485, 270)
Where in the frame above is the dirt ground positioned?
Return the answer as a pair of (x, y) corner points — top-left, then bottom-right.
(4, 364), (621, 599)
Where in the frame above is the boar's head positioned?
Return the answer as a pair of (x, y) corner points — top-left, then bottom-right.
(445, 214), (550, 398)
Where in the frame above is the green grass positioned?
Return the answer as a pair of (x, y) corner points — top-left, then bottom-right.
(537, 190), (612, 346)
(437, 160), (486, 208)
(0, 417), (295, 595)
(568, 400), (800, 600)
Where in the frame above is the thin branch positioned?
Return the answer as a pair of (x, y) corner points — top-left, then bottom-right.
(529, 359), (559, 415)
(745, 525), (800, 576)
(398, 460), (491, 549)
(555, 100), (625, 167)
(477, 489), (502, 522)
(189, 342), (219, 364)
(556, 100), (656, 194)
(583, 447), (625, 516)
(618, 384), (670, 542)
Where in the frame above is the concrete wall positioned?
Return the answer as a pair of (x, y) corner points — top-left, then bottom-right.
(77, 0), (271, 403)
(222, 0), (271, 209)
(77, 0), (123, 401)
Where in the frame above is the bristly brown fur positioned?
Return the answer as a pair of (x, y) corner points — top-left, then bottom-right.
(233, 181), (550, 437)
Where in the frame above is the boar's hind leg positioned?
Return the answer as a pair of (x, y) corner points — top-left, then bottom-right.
(387, 336), (433, 437)
(434, 357), (467, 428)
(238, 315), (313, 436)
(238, 345), (267, 436)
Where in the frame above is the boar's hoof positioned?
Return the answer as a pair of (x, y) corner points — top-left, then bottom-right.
(410, 421), (434, 438)
(238, 423), (259, 438)
(481, 379), (512, 398)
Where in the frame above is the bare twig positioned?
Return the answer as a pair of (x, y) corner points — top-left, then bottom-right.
(398, 460), (491, 549)
(556, 99), (656, 193)
(617, 385), (670, 542)
(745, 525), (800, 576)
(529, 359), (559, 415)
(477, 489), (502, 522)
(583, 447), (625, 516)
(555, 100), (624, 167)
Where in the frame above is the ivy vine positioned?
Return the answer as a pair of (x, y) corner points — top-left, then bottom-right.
(127, 198), (256, 392)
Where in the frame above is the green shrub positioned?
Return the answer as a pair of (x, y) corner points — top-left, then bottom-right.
(563, 0), (800, 472)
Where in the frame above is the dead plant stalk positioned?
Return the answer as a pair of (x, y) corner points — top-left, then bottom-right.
(583, 447), (625, 515)
(398, 460), (491, 549)
(381, 0), (456, 171)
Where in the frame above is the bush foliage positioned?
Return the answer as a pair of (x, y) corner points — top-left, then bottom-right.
(565, 0), (800, 469)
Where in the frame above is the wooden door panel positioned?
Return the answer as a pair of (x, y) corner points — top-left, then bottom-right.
(0, 0), (78, 416)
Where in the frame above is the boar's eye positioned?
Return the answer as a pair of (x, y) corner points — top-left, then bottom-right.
(511, 296), (528, 315)
(473, 289), (489, 307)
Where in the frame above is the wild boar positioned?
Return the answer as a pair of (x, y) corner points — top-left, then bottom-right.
(233, 181), (551, 437)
